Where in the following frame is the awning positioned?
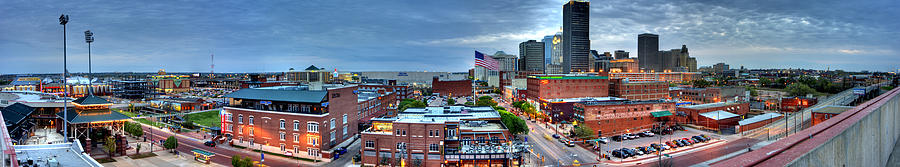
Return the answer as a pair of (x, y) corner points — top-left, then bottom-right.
(192, 149), (215, 157)
(651, 111), (673, 117)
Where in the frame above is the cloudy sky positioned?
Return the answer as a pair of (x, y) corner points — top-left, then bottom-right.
(1, 0), (898, 74)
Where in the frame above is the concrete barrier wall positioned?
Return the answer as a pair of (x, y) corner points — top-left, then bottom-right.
(712, 87), (900, 167)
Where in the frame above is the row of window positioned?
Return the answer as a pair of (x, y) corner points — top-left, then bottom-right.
(226, 113), (351, 133)
(364, 141), (440, 152)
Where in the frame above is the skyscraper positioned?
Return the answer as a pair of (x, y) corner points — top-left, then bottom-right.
(564, 0), (590, 73)
(519, 40), (545, 72)
(545, 32), (565, 74)
(492, 51), (517, 72)
(638, 33), (659, 72)
(614, 50), (629, 59)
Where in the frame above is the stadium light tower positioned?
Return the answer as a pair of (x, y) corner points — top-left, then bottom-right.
(84, 30), (94, 95)
(59, 14), (69, 142)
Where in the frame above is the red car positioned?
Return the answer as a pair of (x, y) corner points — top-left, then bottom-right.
(682, 138), (694, 144)
(665, 141), (678, 148)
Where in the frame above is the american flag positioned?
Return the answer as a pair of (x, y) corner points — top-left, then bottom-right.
(474, 51), (499, 71)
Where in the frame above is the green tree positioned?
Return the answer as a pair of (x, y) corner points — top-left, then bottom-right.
(399, 99), (427, 111)
(759, 77), (772, 86)
(498, 110), (528, 135)
(242, 157), (254, 167)
(571, 125), (594, 140)
(232, 155), (242, 167)
(447, 98), (456, 105)
(492, 106), (506, 111)
(511, 101), (525, 109)
(163, 136), (178, 152)
(786, 83), (817, 97)
(464, 102), (474, 106)
(105, 136), (117, 156)
(475, 96), (497, 107)
(232, 155), (253, 167)
(692, 80), (711, 88)
(182, 120), (195, 129)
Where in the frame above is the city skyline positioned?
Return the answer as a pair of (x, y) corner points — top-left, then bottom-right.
(1, 0), (899, 74)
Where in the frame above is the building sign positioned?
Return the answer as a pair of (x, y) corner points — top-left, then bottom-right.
(853, 88), (865, 95)
(398, 72), (408, 76)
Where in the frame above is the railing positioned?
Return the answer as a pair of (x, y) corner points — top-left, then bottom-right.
(713, 86), (900, 167)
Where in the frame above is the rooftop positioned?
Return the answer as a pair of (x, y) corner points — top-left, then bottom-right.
(699, 110), (740, 120)
(528, 74), (609, 80)
(371, 106), (501, 124)
(739, 113), (783, 125)
(545, 97), (626, 103)
(679, 101), (743, 110)
(811, 105), (855, 114)
(225, 87), (328, 103)
(579, 99), (669, 106)
(13, 141), (103, 167)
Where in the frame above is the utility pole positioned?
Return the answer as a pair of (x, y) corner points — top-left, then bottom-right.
(84, 30), (94, 95)
(59, 14), (69, 143)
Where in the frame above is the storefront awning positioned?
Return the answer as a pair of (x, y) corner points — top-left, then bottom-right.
(651, 111), (673, 118)
(192, 149), (215, 157)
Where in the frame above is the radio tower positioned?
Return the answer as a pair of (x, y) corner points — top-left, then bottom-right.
(210, 53), (215, 78)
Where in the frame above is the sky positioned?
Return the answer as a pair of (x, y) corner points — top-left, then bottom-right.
(1, 0), (898, 74)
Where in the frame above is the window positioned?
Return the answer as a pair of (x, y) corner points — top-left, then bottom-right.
(402, 130), (406, 136)
(228, 124), (233, 132)
(308, 122), (319, 133)
(343, 114), (348, 124)
(308, 148), (320, 157)
(429, 130), (433, 137)
(249, 138), (254, 146)
(294, 146), (300, 155)
(226, 113), (233, 122)
(239, 126), (243, 134)
(249, 116), (254, 125)
(279, 119), (285, 129)
(293, 120), (300, 131)
(279, 132), (285, 141)
(238, 114), (243, 123)
(302, 105), (310, 112)
(330, 131), (336, 141)
(307, 135), (318, 146)
(330, 118), (336, 129)
(397, 142), (406, 150)
(293, 134), (299, 143)
(429, 144), (439, 152)
(365, 141), (375, 148)
(249, 127), (254, 136)
(343, 125), (348, 137)
(239, 137), (243, 143)
(280, 144), (286, 152)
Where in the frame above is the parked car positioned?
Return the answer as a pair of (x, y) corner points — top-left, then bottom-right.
(611, 135), (624, 142)
(597, 137), (609, 144)
(666, 141), (678, 148)
(682, 138), (694, 144)
(203, 141), (216, 147)
(679, 139), (692, 146)
(642, 131), (655, 137)
(674, 140), (686, 147)
(565, 140), (576, 147)
(612, 150), (626, 158)
(552, 134), (560, 139)
(692, 136), (706, 142)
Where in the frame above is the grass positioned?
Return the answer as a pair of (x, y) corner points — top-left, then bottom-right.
(115, 109), (140, 118)
(128, 152), (158, 159)
(185, 110), (221, 128)
(134, 118), (166, 128)
(96, 158), (117, 163)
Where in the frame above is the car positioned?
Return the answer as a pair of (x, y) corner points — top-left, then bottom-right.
(612, 150), (626, 158)
(691, 137), (701, 143)
(682, 138), (694, 144)
(693, 136), (706, 142)
(637, 132), (650, 137)
(661, 145), (670, 151)
(642, 131), (655, 137)
(597, 137), (609, 144)
(203, 141), (216, 147)
(701, 134), (712, 141)
(611, 135), (624, 142)
(552, 134), (560, 139)
(565, 140), (576, 147)
(679, 139), (691, 146)
(665, 141), (678, 148)
(674, 140), (685, 147)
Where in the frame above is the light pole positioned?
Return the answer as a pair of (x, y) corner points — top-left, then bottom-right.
(59, 14), (69, 143)
(84, 30), (94, 95)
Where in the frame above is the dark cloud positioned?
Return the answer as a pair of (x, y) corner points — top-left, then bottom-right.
(0, 0), (897, 74)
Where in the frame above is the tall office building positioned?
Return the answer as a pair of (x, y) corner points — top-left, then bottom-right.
(563, 0), (590, 73)
(542, 35), (553, 72)
(614, 50), (629, 59)
(492, 51), (518, 72)
(657, 45), (697, 72)
(543, 32), (565, 74)
(638, 33), (659, 72)
(519, 40), (545, 72)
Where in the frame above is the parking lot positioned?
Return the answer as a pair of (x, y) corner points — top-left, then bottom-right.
(596, 127), (724, 161)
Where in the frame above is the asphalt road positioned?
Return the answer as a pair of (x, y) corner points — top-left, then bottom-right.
(521, 114), (599, 166)
(141, 124), (309, 167)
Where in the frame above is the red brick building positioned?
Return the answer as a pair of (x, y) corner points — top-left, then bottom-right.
(431, 77), (472, 97)
(526, 74), (609, 101)
(608, 72), (699, 83)
(356, 87), (399, 125)
(737, 113), (782, 133)
(696, 110), (741, 132)
(221, 85), (359, 161)
(676, 102), (750, 124)
(358, 83), (412, 100)
(574, 100), (676, 137)
(669, 86), (746, 104)
(781, 97), (818, 113)
(609, 79), (669, 100)
(810, 105), (853, 126)
(360, 106), (524, 167)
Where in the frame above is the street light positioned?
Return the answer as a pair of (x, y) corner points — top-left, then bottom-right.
(59, 14), (69, 143)
(84, 30), (94, 95)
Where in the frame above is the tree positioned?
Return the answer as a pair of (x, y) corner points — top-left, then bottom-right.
(759, 77), (772, 86)
(571, 125), (594, 140)
(232, 155), (241, 167)
(493, 106), (506, 112)
(182, 120), (195, 129)
(475, 96), (497, 107)
(786, 83), (817, 97)
(399, 99), (427, 111)
(511, 101), (525, 109)
(447, 98), (456, 105)
(164, 136), (178, 152)
(242, 157), (253, 167)
(136, 143), (142, 154)
(232, 155), (253, 167)
(692, 80), (711, 88)
(498, 110), (528, 135)
(105, 136), (117, 156)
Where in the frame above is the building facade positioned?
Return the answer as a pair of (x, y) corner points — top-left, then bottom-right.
(221, 85), (359, 161)
(526, 74), (609, 100)
(609, 79), (669, 100)
(431, 77), (472, 97)
(638, 33), (660, 72)
(575, 100), (676, 137)
(563, 0), (591, 73)
(609, 58), (640, 73)
(491, 51), (518, 72)
(676, 102), (750, 124)
(518, 40), (545, 72)
(670, 87), (746, 104)
(360, 106), (523, 167)
(609, 72), (700, 83)
(614, 50), (629, 59)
